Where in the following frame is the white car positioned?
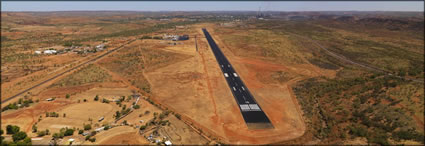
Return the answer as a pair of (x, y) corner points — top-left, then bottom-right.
(224, 73), (229, 77)
(241, 86), (245, 91)
(227, 64), (231, 68)
(233, 87), (236, 91)
(233, 73), (238, 77)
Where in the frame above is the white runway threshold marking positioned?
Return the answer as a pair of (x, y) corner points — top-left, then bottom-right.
(240, 104), (262, 111)
(249, 104), (261, 111)
(240, 104), (250, 111)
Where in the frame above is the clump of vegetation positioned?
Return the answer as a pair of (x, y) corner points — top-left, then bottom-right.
(293, 72), (424, 144)
(83, 124), (92, 130)
(36, 129), (49, 137)
(102, 98), (110, 103)
(140, 36), (153, 39)
(3, 125), (31, 145)
(114, 106), (132, 120)
(51, 64), (112, 87)
(175, 114), (181, 120)
(94, 95), (99, 101)
(133, 104), (140, 109)
(45, 112), (60, 117)
(52, 127), (74, 139)
(1, 98), (34, 112)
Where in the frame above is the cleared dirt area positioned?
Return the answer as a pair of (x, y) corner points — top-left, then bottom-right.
(99, 131), (149, 145)
(95, 126), (145, 145)
(1, 87), (131, 135)
(158, 115), (209, 145)
(37, 102), (116, 132)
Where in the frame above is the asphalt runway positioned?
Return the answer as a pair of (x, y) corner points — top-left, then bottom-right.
(202, 28), (272, 124)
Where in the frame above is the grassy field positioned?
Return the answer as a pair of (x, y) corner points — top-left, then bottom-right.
(251, 20), (424, 79)
(51, 64), (112, 87)
(98, 40), (191, 93)
(216, 28), (307, 65)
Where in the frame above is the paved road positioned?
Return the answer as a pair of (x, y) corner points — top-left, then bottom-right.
(2, 39), (136, 103)
(202, 28), (272, 124)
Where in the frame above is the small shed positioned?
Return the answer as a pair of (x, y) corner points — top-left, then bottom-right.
(35, 51), (42, 54)
(68, 138), (74, 143)
(43, 50), (57, 54)
(95, 127), (105, 132)
(98, 117), (104, 122)
(175, 26), (185, 29)
(165, 140), (172, 145)
(96, 44), (105, 49)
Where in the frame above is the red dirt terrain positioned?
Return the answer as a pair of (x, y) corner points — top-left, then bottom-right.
(143, 24), (338, 144)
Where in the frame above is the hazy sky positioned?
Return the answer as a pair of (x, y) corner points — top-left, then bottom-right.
(2, 1), (424, 12)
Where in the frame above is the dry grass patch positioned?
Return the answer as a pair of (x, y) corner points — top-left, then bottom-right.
(50, 64), (112, 87)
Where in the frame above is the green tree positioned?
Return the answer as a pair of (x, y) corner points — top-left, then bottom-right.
(66, 94), (70, 99)
(37, 131), (46, 137)
(115, 111), (121, 119)
(12, 131), (27, 142)
(23, 137), (31, 145)
(140, 125), (147, 130)
(133, 105), (140, 109)
(78, 130), (84, 134)
(94, 95), (99, 101)
(8, 103), (18, 110)
(6, 125), (20, 135)
(159, 113), (166, 120)
(64, 128), (74, 136)
(52, 133), (60, 139)
(32, 124), (37, 133)
(104, 125), (110, 131)
(89, 137), (96, 142)
(84, 124), (92, 130)
(175, 114), (181, 120)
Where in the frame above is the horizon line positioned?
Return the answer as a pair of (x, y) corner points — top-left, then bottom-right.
(2, 10), (424, 12)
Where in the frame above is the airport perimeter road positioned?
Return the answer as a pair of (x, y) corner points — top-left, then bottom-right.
(202, 28), (272, 124)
